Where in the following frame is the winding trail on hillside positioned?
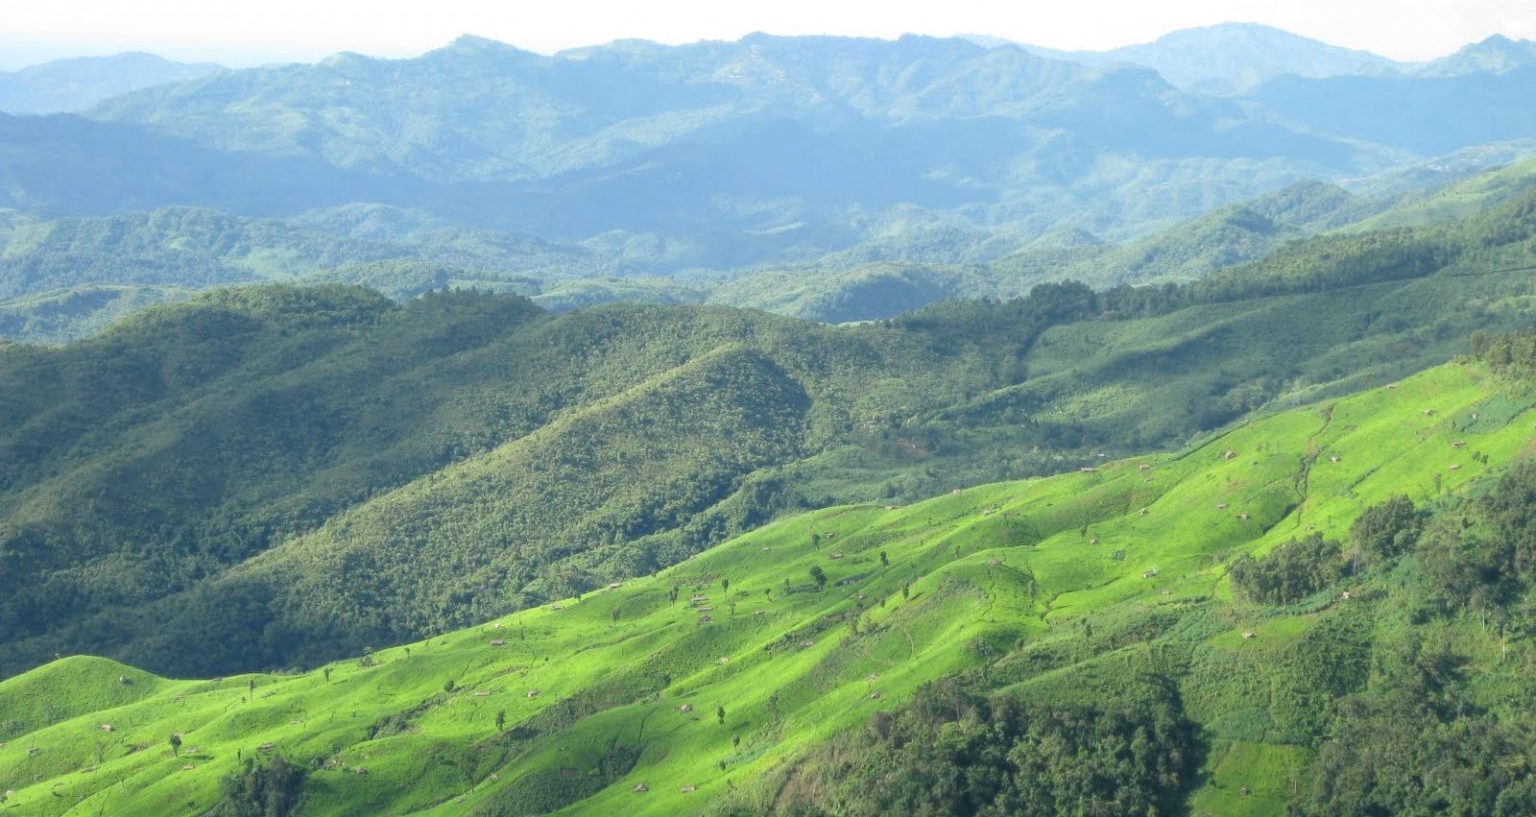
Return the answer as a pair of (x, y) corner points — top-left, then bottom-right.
(1291, 402), (1338, 530)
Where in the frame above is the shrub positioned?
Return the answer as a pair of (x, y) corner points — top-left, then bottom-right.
(1230, 534), (1347, 605)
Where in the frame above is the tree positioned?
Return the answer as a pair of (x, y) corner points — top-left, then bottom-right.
(495, 710), (506, 732)
(717, 705), (726, 726)
(810, 566), (827, 592)
(722, 577), (730, 594)
(880, 551), (889, 567)
(1230, 534), (1347, 605)
(1349, 495), (1422, 565)
(209, 756), (307, 817)
(169, 733), (182, 757)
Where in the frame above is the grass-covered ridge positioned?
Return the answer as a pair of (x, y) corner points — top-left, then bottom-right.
(4, 357), (1533, 816)
(6, 181), (1536, 680)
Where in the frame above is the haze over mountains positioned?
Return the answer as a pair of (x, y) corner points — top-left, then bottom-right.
(0, 53), (222, 115)
(0, 23), (1533, 343)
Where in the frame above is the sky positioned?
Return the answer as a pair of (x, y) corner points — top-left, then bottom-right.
(1, 0), (1533, 69)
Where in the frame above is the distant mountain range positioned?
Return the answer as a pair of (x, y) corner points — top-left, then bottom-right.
(0, 26), (1533, 327)
(1007, 24), (1536, 93)
(0, 52), (221, 114)
(1014, 23), (1403, 95)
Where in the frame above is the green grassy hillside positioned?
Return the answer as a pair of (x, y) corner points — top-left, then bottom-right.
(4, 357), (1535, 816)
(5, 182), (1536, 681)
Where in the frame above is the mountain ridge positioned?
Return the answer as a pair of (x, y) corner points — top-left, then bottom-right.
(1020, 22), (1403, 94)
(4, 354), (1535, 815)
(0, 52), (222, 114)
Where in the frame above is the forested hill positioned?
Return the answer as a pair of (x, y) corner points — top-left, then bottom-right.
(0, 285), (1067, 677)
(2, 186), (1536, 678)
(5, 156), (1536, 343)
(8, 349), (1536, 816)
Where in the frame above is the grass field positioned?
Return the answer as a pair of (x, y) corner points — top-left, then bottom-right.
(3, 359), (1534, 816)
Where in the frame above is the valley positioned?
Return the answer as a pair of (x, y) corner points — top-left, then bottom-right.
(5, 16), (1536, 817)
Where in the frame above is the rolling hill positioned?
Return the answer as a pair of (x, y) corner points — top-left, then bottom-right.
(7, 155), (1536, 340)
(3, 187), (1536, 679)
(4, 355), (1535, 816)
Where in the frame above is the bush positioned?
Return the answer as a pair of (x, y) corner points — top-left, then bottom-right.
(1230, 534), (1347, 605)
(207, 756), (307, 817)
(1349, 495), (1422, 565)
(772, 675), (1197, 817)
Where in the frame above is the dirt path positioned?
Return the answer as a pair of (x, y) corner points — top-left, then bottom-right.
(1291, 403), (1337, 529)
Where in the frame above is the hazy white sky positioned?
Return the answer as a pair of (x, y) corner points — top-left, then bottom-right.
(1, 0), (1533, 69)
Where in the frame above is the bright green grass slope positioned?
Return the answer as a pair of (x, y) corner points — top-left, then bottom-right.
(3, 359), (1534, 816)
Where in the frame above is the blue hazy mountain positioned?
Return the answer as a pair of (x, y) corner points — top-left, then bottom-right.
(40, 35), (1378, 248)
(1016, 23), (1402, 94)
(1415, 33), (1536, 77)
(0, 53), (222, 114)
(0, 30), (1530, 280)
(1243, 50), (1536, 156)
